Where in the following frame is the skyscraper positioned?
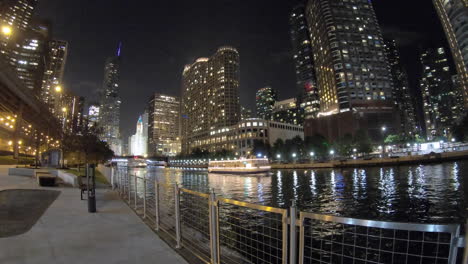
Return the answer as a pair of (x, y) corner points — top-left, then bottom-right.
(384, 39), (418, 135)
(304, 0), (396, 141)
(420, 47), (461, 138)
(181, 46), (240, 154)
(290, 4), (320, 119)
(99, 43), (122, 155)
(256, 87), (277, 120)
(129, 113), (148, 156)
(0, 0), (37, 32)
(87, 103), (100, 129)
(148, 93), (180, 157)
(41, 39), (68, 113)
(0, 0), (38, 58)
(272, 98), (302, 125)
(9, 18), (50, 95)
(433, 0), (468, 108)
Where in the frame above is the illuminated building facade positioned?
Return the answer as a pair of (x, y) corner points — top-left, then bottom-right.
(181, 46), (241, 154)
(9, 19), (49, 95)
(191, 119), (304, 156)
(420, 48), (462, 138)
(256, 87), (277, 120)
(148, 93), (180, 157)
(290, 4), (320, 119)
(304, 0), (396, 141)
(0, 0), (38, 58)
(272, 98), (302, 125)
(99, 43), (122, 155)
(241, 106), (253, 120)
(129, 114), (148, 156)
(433, 0), (468, 108)
(41, 39), (68, 113)
(87, 103), (100, 129)
(384, 39), (418, 135)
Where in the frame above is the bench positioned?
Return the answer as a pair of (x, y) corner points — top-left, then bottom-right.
(35, 172), (56, 187)
(77, 176), (92, 200)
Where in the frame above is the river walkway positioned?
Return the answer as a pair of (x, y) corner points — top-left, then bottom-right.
(0, 166), (187, 264)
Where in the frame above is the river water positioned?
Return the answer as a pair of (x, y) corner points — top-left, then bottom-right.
(131, 160), (467, 225)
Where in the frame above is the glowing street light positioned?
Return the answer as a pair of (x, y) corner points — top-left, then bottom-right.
(61, 107), (67, 112)
(55, 85), (62, 92)
(329, 150), (335, 155)
(310, 152), (315, 157)
(276, 154), (281, 159)
(353, 148), (357, 153)
(257, 153), (262, 158)
(2, 26), (12, 36)
(292, 153), (297, 158)
(381, 126), (387, 132)
(451, 138), (456, 142)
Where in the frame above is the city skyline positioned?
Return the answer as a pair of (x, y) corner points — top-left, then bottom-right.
(35, 0), (449, 138)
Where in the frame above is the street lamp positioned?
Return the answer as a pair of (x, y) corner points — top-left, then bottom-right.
(55, 85), (62, 92)
(1, 26), (12, 36)
(329, 150), (335, 155)
(310, 151), (315, 157)
(276, 154), (281, 159)
(292, 153), (297, 158)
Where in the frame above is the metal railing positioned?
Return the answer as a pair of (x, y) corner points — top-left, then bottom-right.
(113, 170), (467, 264)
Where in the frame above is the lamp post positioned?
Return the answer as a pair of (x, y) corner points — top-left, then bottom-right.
(329, 150), (335, 160)
(292, 152), (297, 163)
(309, 151), (315, 162)
(381, 126), (387, 155)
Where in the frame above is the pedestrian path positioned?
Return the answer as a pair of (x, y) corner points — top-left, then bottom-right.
(0, 168), (187, 264)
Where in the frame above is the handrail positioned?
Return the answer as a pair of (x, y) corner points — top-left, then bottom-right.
(217, 197), (287, 215)
(180, 188), (210, 198)
(299, 211), (461, 234)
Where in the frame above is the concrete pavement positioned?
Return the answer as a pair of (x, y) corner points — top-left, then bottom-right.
(0, 168), (187, 264)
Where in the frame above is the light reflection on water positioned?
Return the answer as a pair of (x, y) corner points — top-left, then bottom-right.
(131, 161), (467, 224)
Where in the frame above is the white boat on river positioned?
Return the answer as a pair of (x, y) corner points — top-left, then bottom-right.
(208, 158), (271, 174)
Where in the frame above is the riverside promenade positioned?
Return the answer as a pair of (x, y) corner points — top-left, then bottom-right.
(0, 166), (187, 264)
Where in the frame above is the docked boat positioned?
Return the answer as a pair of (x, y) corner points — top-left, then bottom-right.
(208, 158), (271, 174)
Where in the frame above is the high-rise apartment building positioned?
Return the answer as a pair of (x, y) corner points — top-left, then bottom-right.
(9, 19), (50, 95)
(0, 0), (38, 58)
(241, 106), (253, 120)
(433, 0), (468, 108)
(256, 87), (277, 120)
(181, 46), (240, 154)
(41, 39), (68, 113)
(0, 0), (37, 32)
(384, 39), (418, 135)
(420, 47), (462, 138)
(148, 93), (180, 157)
(272, 98), (302, 125)
(99, 43), (122, 155)
(87, 103), (100, 129)
(290, 4), (320, 119)
(304, 0), (397, 141)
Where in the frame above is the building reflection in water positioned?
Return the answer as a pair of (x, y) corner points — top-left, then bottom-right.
(125, 161), (468, 224)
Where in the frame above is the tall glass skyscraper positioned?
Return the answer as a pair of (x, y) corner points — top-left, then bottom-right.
(304, 0), (396, 141)
(41, 39), (68, 113)
(433, 0), (468, 108)
(290, 5), (320, 119)
(256, 86), (277, 120)
(99, 43), (122, 155)
(181, 46), (240, 154)
(420, 47), (462, 138)
(147, 94), (180, 157)
(384, 39), (418, 136)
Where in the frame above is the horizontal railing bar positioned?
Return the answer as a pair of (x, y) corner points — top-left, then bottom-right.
(180, 188), (210, 198)
(218, 197), (287, 214)
(299, 211), (460, 234)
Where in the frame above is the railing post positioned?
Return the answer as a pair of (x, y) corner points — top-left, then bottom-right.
(128, 174), (131, 203)
(174, 184), (182, 249)
(289, 200), (297, 264)
(463, 220), (468, 264)
(134, 175), (137, 209)
(209, 190), (220, 264)
(155, 180), (160, 231)
(143, 178), (147, 218)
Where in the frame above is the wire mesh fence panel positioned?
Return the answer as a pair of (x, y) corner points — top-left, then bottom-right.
(179, 188), (211, 263)
(299, 212), (461, 264)
(158, 182), (177, 240)
(217, 198), (287, 264)
(145, 179), (156, 224)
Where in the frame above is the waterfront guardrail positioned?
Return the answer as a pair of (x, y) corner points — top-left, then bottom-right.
(113, 169), (467, 264)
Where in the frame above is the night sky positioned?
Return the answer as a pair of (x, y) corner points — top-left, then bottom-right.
(36, 0), (448, 138)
